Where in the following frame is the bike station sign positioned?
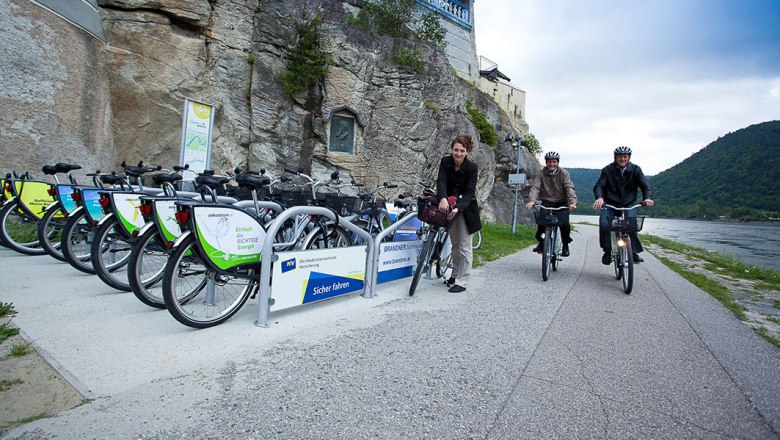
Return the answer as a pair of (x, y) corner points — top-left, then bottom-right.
(179, 98), (214, 175)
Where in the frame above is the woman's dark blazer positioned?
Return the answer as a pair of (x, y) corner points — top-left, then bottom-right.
(436, 155), (482, 234)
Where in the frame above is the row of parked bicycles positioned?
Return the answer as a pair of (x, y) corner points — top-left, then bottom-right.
(0, 162), (479, 328)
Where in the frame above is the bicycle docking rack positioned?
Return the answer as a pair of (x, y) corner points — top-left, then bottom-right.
(255, 206), (375, 328)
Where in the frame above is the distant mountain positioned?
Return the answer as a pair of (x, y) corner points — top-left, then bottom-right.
(651, 120), (780, 217)
(567, 167), (601, 207)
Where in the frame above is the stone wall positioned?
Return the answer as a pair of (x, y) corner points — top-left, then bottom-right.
(0, 0), (539, 224)
(0, 0), (114, 177)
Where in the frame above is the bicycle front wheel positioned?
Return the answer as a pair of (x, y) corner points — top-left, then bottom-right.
(302, 224), (352, 249)
(61, 210), (96, 274)
(472, 230), (482, 250)
(127, 227), (169, 308)
(162, 234), (256, 328)
(551, 227), (560, 272)
(409, 229), (436, 296)
(38, 204), (67, 261)
(542, 227), (552, 281)
(0, 201), (44, 255)
(91, 217), (133, 291)
(622, 235), (634, 294)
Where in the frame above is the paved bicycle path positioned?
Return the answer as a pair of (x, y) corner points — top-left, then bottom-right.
(2, 225), (778, 439)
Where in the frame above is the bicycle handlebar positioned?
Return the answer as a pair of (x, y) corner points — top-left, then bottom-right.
(603, 203), (645, 211)
(536, 205), (569, 211)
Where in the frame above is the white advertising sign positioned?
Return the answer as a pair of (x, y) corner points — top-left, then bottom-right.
(272, 246), (366, 311)
(179, 98), (214, 175)
(154, 200), (181, 242)
(377, 240), (424, 284)
(112, 193), (144, 234)
(193, 206), (266, 270)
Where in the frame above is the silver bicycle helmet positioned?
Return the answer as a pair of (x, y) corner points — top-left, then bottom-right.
(544, 151), (560, 160)
(614, 146), (632, 155)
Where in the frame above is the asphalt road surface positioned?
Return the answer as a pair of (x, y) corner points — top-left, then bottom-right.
(2, 225), (778, 439)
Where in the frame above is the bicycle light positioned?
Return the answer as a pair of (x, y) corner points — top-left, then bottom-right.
(138, 203), (152, 216)
(98, 196), (110, 208)
(617, 238), (626, 247)
(71, 192), (81, 202)
(175, 210), (189, 225)
(47, 188), (56, 196)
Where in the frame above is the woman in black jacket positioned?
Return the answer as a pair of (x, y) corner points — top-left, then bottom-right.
(436, 134), (482, 293)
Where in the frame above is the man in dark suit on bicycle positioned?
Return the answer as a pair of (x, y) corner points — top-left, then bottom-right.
(526, 151), (578, 257)
(593, 146), (654, 264)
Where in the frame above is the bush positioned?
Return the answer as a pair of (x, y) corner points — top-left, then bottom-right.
(465, 101), (497, 148)
(394, 48), (426, 74)
(278, 6), (329, 98)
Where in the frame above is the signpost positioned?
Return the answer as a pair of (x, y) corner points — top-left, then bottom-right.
(179, 98), (214, 176)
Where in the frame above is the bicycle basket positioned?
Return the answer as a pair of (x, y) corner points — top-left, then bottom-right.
(274, 189), (313, 207)
(321, 194), (360, 216)
(534, 208), (568, 226)
(417, 196), (453, 227)
(610, 216), (644, 232)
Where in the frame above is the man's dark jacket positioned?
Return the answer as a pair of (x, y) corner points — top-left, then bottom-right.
(436, 155), (482, 234)
(593, 162), (653, 207)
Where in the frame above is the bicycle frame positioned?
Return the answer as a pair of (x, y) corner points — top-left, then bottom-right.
(604, 203), (643, 294)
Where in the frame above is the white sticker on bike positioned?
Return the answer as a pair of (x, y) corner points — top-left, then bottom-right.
(154, 200), (181, 241)
(193, 206), (266, 270)
(112, 193), (145, 234)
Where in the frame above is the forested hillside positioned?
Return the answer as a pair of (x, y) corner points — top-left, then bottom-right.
(567, 168), (601, 206)
(649, 120), (780, 220)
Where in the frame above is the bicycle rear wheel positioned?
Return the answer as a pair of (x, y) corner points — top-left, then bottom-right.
(162, 234), (256, 328)
(542, 227), (552, 281)
(409, 229), (436, 296)
(61, 210), (96, 274)
(91, 217), (133, 291)
(622, 235), (634, 294)
(38, 204), (67, 261)
(0, 201), (44, 255)
(127, 227), (169, 308)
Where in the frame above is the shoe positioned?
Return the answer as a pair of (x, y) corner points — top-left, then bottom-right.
(633, 253), (644, 263)
(561, 245), (570, 257)
(601, 251), (611, 265)
(444, 277), (455, 286)
(532, 244), (543, 253)
(448, 285), (466, 293)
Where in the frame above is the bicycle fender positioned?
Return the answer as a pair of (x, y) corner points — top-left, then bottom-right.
(68, 205), (84, 216)
(136, 221), (156, 236)
(44, 200), (59, 213)
(96, 212), (115, 227)
(170, 230), (192, 250)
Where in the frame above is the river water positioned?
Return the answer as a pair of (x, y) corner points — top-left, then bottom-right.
(571, 215), (780, 271)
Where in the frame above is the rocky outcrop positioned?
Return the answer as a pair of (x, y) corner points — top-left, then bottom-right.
(0, 0), (114, 175)
(1, 0), (539, 224)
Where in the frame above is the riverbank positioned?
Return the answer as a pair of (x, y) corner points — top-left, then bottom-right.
(641, 234), (780, 347)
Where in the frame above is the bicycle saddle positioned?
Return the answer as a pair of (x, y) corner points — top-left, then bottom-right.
(152, 173), (183, 185)
(235, 173), (271, 189)
(195, 175), (230, 189)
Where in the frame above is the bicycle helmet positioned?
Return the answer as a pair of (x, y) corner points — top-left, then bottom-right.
(614, 146), (632, 155)
(544, 151), (560, 160)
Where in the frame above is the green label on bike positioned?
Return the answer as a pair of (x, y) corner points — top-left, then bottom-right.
(153, 200), (181, 242)
(112, 193), (145, 235)
(193, 206), (265, 270)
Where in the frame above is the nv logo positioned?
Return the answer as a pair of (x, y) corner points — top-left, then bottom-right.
(281, 258), (296, 273)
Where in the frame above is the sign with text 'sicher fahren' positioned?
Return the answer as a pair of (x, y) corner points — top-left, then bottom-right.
(179, 98), (214, 175)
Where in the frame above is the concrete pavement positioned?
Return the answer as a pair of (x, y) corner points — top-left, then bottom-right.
(2, 224), (778, 439)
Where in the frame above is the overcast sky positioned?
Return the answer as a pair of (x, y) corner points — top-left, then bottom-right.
(473, 0), (780, 175)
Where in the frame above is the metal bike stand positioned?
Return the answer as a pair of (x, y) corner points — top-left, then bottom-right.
(371, 212), (419, 296)
(255, 206), (375, 328)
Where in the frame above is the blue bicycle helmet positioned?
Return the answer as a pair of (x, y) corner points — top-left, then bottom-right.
(544, 151), (560, 160)
(614, 146), (632, 155)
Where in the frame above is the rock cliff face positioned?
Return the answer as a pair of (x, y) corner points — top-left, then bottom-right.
(1, 0), (539, 223)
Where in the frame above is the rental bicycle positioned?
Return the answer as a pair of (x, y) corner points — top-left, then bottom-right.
(533, 205), (569, 281)
(603, 203), (645, 294)
(408, 183), (453, 296)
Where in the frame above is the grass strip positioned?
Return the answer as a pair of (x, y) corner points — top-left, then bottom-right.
(653, 254), (748, 321)
(473, 222), (536, 268)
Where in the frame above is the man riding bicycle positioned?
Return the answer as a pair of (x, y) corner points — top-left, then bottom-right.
(526, 151), (577, 257)
(593, 146), (654, 265)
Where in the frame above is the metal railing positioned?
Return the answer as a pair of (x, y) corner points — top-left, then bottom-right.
(417, 0), (470, 29)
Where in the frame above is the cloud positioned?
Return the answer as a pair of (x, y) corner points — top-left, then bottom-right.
(474, 1), (780, 174)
